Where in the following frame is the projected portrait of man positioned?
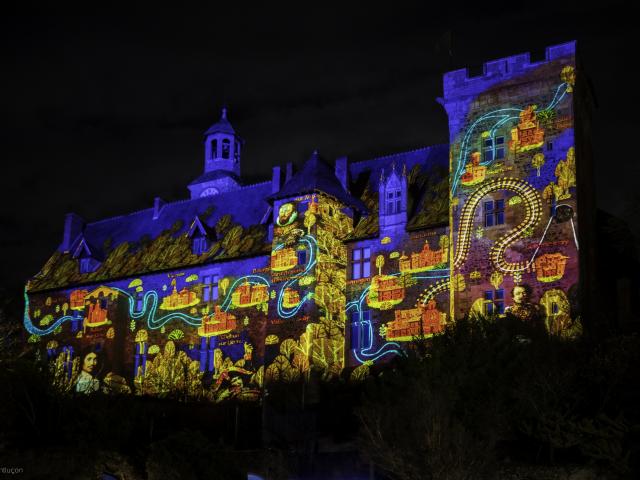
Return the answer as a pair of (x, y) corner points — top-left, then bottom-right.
(504, 284), (544, 327)
(75, 348), (102, 394)
(277, 202), (297, 227)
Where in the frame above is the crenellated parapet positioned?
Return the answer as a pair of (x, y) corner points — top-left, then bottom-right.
(443, 42), (576, 100)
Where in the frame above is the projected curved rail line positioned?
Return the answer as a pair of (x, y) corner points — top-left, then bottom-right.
(348, 269), (450, 364)
(417, 278), (450, 307)
(454, 177), (542, 273)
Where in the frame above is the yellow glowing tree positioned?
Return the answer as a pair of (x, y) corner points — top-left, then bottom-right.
(304, 212), (316, 235)
(532, 153), (545, 177)
(219, 277), (230, 296)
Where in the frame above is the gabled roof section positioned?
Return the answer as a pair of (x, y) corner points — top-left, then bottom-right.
(71, 236), (104, 261)
(187, 215), (216, 239)
(347, 144), (450, 238)
(269, 150), (368, 212)
(204, 107), (236, 136)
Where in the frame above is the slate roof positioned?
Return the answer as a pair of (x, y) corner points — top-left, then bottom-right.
(348, 144), (449, 193)
(76, 181), (272, 257)
(188, 169), (241, 186)
(269, 151), (368, 212)
(55, 145), (449, 264)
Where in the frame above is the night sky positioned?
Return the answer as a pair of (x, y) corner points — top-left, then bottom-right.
(2, 3), (638, 293)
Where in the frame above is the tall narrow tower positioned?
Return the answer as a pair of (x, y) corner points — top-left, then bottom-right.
(441, 42), (586, 333)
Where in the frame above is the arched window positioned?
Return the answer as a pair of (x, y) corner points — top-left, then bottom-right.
(210, 139), (218, 159)
(234, 141), (241, 161)
(222, 139), (230, 159)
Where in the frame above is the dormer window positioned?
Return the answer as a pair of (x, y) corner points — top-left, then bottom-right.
(192, 236), (209, 255)
(188, 216), (214, 255)
(73, 237), (101, 273)
(386, 189), (402, 214)
(222, 139), (230, 159)
(80, 258), (92, 273)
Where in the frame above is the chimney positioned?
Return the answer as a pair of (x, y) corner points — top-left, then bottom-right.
(61, 212), (85, 252)
(285, 162), (293, 182)
(335, 156), (349, 192)
(153, 197), (166, 220)
(271, 166), (282, 194)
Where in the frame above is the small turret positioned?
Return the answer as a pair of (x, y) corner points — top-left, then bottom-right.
(188, 107), (244, 198)
(203, 107), (243, 176)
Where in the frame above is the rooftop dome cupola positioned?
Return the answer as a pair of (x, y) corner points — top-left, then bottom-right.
(188, 107), (243, 199)
(203, 106), (243, 177)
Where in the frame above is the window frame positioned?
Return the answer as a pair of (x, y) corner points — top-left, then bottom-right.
(79, 257), (92, 273)
(484, 199), (505, 227)
(202, 273), (220, 302)
(483, 289), (505, 314)
(351, 247), (371, 280)
(192, 236), (209, 255)
(386, 189), (402, 215)
(483, 135), (505, 162)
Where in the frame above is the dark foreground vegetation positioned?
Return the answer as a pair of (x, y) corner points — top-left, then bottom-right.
(357, 316), (640, 480)
(1, 292), (638, 479)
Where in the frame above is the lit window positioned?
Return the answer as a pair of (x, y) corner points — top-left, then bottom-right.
(483, 136), (505, 162)
(222, 139), (230, 159)
(484, 289), (504, 314)
(202, 274), (219, 302)
(386, 189), (402, 214)
(484, 199), (505, 227)
(351, 247), (371, 280)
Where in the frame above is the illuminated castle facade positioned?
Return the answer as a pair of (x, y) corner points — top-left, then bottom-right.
(24, 41), (593, 400)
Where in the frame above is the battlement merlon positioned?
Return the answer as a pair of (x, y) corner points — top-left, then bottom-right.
(442, 41), (576, 100)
